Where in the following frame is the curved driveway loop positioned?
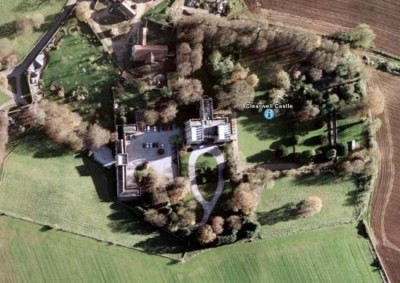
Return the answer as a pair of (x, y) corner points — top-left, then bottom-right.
(188, 146), (225, 227)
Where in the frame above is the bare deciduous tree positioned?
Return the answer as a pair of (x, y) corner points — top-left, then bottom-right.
(75, 1), (92, 23)
(197, 224), (217, 245)
(211, 216), (224, 235)
(159, 101), (178, 124)
(226, 215), (243, 230)
(144, 209), (168, 228)
(298, 196), (323, 217)
(86, 123), (111, 149)
(144, 109), (159, 125)
(171, 78), (203, 105)
(167, 177), (190, 202)
(227, 183), (259, 215)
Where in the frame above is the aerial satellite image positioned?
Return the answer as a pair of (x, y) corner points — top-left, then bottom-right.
(0, 0), (399, 282)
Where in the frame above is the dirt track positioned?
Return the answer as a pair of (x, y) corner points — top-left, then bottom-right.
(369, 71), (400, 283)
(245, 0), (400, 56)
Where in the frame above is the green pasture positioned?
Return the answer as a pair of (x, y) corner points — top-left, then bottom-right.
(0, 216), (381, 283)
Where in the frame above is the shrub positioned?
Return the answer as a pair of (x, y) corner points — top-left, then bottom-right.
(144, 209), (169, 228)
(216, 230), (238, 246)
(226, 183), (259, 215)
(325, 148), (337, 160)
(300, 150), (315, 164)
(336, 143), (348, 156)
(211, 216), (224, 235)
(226, 215), (243, 230)
(275, 145), (289, 158)
(197, 224), (217, 245)
(86, 123), (111, 149)
(319, 134), (328, 144)
(298, 196), (323, 217)
(293, 135), (302, 145)
(240, 221), (260, 239)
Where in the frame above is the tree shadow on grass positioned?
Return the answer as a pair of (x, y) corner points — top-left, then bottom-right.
(246, 149), (277, 164)
(270, 137), (295, 149)
(133, 232), (187, 256)
(293, 173), (342, 186)
(303, 136), (322, 146)
(238, 111), (291, 141)
(107, 203), (186, 256)
(336, 121), (363, 133)
(13, 129), (71, 158)
(108, 203), (155, 236)
(257, 202), (301, 225)
(345, 187), (366, 207)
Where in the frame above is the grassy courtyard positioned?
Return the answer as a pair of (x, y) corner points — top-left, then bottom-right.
(237, 109), (367, 165)
(0, 0), (66, 59)
(195, 153), (218, 200)
(0, 216), (381, 283)
(0, 130), (185, 259)
(257, 175), (359, 237)
(42, 19), (116, 127)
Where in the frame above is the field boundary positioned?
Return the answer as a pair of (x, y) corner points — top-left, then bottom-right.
(0, 135), (184, 262)
(363, 220), (390, 283)
(0, 210), (183, 262)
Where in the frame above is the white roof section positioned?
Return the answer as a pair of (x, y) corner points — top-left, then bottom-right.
(191, 127), (198, 142)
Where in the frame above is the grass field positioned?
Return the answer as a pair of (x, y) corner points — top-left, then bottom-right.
(144, 0), (174, 24)
(237, 109), (367, 165)
(0, 92), (10, 105)
(0, 130), (185, 259)
(0, 216), (381, 283)
(42, 19), (115, 127)
(257, 175), (359, 237)
(0, 0), (66, 59)
(337, 118), (367, 148)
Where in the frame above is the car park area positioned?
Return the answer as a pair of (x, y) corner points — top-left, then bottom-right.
(125, 126), (180, 182)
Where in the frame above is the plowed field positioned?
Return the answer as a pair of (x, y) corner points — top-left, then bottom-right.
(369, 71), (400, 283)
(245, 0), (400, 56)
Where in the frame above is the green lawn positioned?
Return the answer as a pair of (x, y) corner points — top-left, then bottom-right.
(257, 175), (359, 237)
(227, 0), (248, 18)
(144, 0), (174, 24)
(237, 110), (290, 164)
(0, 92), (10, 105)
(237, 109), (367, 165)
(337, 117), (367, 147)
(195, 153), (218, 201)
(0, 216), (381, 283)
(179, 149), (190, 177)
(42, 19), (115, 127)
(0, 130), (185, 259)
(0, 0), (66, 59)
(195, 153), (217, 170)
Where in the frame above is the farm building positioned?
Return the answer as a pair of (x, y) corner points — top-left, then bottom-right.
(132, 27), (168, 64)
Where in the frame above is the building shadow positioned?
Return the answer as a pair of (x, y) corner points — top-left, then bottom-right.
(81, 156), (116, 202)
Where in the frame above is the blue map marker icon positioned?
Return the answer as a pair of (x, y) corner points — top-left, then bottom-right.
(264, 109), (275, 120)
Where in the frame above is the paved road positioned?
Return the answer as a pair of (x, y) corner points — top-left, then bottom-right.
(7, 0), (78, 105)
(188, 146), (225, 227)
